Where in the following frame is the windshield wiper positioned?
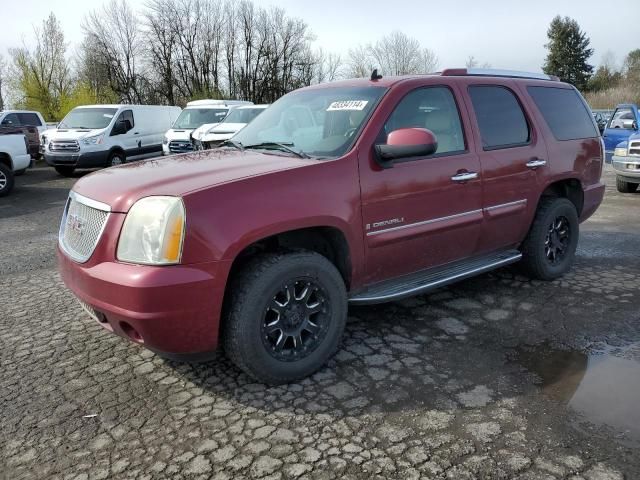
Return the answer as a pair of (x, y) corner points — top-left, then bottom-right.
(244, 142), (310, 159)
(221, 139), (244, 151)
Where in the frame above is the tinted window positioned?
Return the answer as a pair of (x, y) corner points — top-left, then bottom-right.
(18, 112), (42, 126)
(122, 110), (134, 129)
(383, 87), (465, 155)
(469, 86), (530, 149)
(528, 87), (598, 140)
(1, 113), (20, 126)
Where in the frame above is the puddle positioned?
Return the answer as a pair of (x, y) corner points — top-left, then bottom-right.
(516, 343), (640, 446)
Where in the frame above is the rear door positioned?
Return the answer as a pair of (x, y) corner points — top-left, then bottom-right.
(463, 81), (548, 253)
(359, 83), (484, 284)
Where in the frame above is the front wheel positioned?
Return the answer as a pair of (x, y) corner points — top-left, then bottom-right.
(520, 197), (579, 280)
(616, 177), (638, 193)
(107, 151), (126, 167)
(223, 251), (347, 384)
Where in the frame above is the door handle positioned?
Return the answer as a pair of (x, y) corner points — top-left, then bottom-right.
(451, 172), (478, 182)
(526, 159), (547, 169)
(133, 132), (140, 135)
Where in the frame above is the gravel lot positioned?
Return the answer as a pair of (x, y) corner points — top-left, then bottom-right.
(1, 164), (639, 479)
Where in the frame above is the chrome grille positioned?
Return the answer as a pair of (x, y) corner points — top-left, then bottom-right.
(169, 140), (194, 153)
(50, 139), (80, 152)
(629, 141), (640, 156)
(59, 192), (110, 263)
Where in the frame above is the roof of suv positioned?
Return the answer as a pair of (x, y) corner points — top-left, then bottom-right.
(305, 68), (562, 90)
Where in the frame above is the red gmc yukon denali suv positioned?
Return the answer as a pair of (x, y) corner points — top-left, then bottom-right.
(58, 69), (605, 384)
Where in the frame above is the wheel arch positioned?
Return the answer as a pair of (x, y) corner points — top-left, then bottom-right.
(538, 177), (584, 216)
(225, 225), (354, 291)
(0, 152), (14, 170)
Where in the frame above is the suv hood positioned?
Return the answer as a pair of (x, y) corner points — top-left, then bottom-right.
(72, 149), (316, 212)
(202, 123), (246, 141)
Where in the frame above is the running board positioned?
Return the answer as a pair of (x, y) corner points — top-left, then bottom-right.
(349, 250), (522, 305)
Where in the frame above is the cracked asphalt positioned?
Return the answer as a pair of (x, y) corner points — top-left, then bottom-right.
(1, 164), (639, 479)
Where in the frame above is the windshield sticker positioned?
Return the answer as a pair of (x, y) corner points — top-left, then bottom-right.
(103, 114), (114, 118)
(327, 100), (369, 111)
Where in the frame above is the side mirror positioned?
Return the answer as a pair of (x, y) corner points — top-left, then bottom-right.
(374, 128), (438, 168)
(623, 120), (638, 130)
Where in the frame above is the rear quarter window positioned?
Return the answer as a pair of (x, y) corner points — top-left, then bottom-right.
(527, 86), (598, 140)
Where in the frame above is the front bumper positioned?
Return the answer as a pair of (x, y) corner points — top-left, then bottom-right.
(580, 181), (605, 223)
(58, 246), (229, 357)
(45, 150), (109, 168)
(612, 155), (640, 182)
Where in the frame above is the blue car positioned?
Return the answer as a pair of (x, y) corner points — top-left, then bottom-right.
(611, 132), (640, 192)
(602, 104), (639, 163)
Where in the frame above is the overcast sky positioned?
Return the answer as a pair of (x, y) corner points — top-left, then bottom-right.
(2, 0), (638, 73)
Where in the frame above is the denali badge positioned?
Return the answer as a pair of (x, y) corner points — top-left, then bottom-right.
(366, 217), (405, 230)
(66, 213), (86, 235)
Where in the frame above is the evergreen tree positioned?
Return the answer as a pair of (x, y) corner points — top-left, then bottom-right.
(543, 16), (594, 90)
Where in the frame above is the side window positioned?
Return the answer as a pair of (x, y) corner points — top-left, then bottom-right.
(527, 87), (598, 140)
(122, 110), (134, 129)
(18, 113), (43, 126)
(1, 113), (20, 126)
(383, 87), (465, 155)
(115, 110), (135, 131)
(468, 86), (530, 150)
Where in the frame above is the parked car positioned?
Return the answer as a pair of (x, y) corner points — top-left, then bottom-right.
(44, 104), (181, 176)
(592, 111), (607, 134)
(611, 132), (640, 192)
(192, 104), (269, 150)
(57, 68), (604, 384)
(0, 110), (48, 136)
(162, 100), (253, 155)
(602, 104), (639, 162)
(0, 132), (31, 196)
(0, 125), (40, 160)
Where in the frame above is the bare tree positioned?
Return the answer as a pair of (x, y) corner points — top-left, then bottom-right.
(83, 0), (146, 103)
(421, 48), (439, 73)
(8, 13), (71, 119)
(0, 54), (5, 110)
(466, 55), (491, 69)
(347, 45), (374, 78)
(369, 31), (424, 76)
(314, 48), (343, 84)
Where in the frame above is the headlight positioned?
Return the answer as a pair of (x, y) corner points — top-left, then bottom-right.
(163, 137), (169, 145)
(117, 196), (186, 265)
(82, 134), (104, 145)
(614, 147), (628, 157)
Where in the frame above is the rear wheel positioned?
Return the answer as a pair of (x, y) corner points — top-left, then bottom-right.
(616, 176), (638, 193)
(520, 197), (579, 280)
(223, 251), (347, 384)
(0, 163), (15, 197)
(54, 166), (75, 177)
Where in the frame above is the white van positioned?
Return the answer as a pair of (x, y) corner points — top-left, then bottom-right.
(44, 104), (181, 176)
(162, 99), (253, 155)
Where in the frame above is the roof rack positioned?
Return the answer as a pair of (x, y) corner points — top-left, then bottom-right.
(440, 68), (560, 81)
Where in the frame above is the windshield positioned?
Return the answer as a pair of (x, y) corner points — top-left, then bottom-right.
(173, 108), (228, 129)
(233, 86), (387, 158)
(224, 108), (265, 124)
(59, 108), (118, 129)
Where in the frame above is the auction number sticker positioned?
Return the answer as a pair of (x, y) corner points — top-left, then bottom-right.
(327, 100), (369, 111)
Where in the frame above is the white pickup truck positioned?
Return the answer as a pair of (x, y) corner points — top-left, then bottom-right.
(0, 134), (31, 196)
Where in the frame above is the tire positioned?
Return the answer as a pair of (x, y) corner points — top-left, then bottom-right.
(107, 151), (126, 167)
(55, 166), (75, 177)
(520, 197), (579, 281)
(223, 250), (348, 384)
(14, 168), (26, 176)
(0, 163), (15, 197)
(616, 176), (638, 193)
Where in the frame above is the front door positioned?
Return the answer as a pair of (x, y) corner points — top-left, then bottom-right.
(359, 85), (484, 284)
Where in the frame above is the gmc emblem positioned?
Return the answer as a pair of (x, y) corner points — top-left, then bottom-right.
(66, 214), (86, 236)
